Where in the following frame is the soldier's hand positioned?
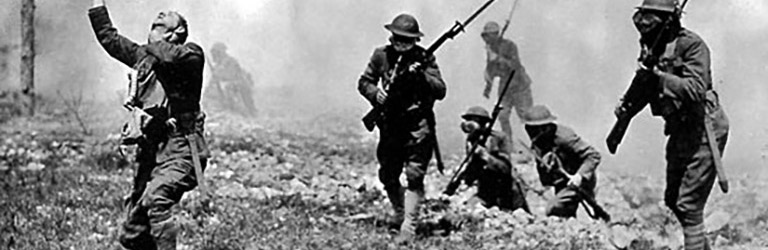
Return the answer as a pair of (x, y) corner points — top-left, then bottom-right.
(487, 50), (499, 62)
(473, 146), (490, 162)
(93, 0), (105, 7)
(376, 88), (388, 105)
(613, 101), (626, 119)
(567, 173), (583, 188)
(408, 62), (422, 73)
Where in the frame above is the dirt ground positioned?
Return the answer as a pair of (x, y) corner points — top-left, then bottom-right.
(1, 99), (767, 250)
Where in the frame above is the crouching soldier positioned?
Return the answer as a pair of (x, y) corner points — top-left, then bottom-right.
(523, 105), (601, 218)
(459, 106), (529, 213)
(89, 0), (209, 249)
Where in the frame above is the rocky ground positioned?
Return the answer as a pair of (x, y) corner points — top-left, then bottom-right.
(1, 102), (767, 250)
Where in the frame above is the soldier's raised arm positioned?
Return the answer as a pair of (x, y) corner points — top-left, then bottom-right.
(88, 0), (142, 67)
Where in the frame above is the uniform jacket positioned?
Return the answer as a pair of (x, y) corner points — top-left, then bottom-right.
(531, 124), (600, 188)
(89, 6), (204, 115)
(485, 38), (531, 94)
(358, 45), (446, 129)
(465, 130), (513, 178)
(632, 28), (727, 136)
(89, 6), (209, 163)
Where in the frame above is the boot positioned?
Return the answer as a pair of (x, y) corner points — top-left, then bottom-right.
(396, 189), (423, 243)
(385, 186), (405, 231)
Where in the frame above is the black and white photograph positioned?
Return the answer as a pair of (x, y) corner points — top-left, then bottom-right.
(0, 0), (766, 249)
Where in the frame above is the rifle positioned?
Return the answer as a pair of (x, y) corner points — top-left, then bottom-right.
(606, 0), (689, 154)
(362, 0), (497, 132)
(499, 0), (519, 38)
(443, 68), (515, 196)
(517, 139), (611, 222)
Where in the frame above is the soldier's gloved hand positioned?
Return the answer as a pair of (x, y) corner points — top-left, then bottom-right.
(376, 88), (388, 105)
(486, 45), (499, 62)
(567, 173), (583, 188)
(637, 61), (663, 76)
(93, 0), (105, 7)
(473, 146), (491, 162)
(408, 62), (422, 73)
(613, 100), (627, 119)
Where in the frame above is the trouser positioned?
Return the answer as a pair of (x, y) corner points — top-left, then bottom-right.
(377, 119), (433, 236)
(665, 126), (727, 250)
(476, 169), (530, 213)
(120, 132), (208, 250)
(498, 87), (533, 145)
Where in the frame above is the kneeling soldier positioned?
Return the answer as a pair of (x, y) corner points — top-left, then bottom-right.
(459, 106), (529, 213)
(523, 105), (601, 218)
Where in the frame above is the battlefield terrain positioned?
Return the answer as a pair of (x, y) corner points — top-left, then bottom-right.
(1, 98), (767, 250)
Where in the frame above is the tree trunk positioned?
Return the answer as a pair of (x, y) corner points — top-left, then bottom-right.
(21, 0), (35, 116)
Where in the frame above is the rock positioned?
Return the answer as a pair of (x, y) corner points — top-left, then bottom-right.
(249, 186), (282, 200)
(215, 182), (249, 198)
(608, 225), (635, 249)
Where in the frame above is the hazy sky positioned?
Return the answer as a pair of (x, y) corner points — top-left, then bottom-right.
(0, 0), (766, 177)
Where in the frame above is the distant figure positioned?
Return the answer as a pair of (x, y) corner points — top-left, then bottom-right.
(357, 13), (446, 242)
(88, 0), (209, 249)
(523, 105), (601, 218)
(458, 106), (529, 213)
(614, 0), (729, 249)
(481, 21), (534, 147)
(206, 42), (257, 116)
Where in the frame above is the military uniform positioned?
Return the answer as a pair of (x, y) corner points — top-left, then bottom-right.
(89, 6), (209, 250)
(616, 1), (729, 249)
(524, 106), (600, 218)
(463, 129), (529, 212)
(358, 14), (446, 239)
(482, 22), (534, 143)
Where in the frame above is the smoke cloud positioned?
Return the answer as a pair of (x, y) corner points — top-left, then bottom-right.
(0, 0), (766, 178)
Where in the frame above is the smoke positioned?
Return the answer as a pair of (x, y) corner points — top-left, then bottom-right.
(0, 0), (766, 177)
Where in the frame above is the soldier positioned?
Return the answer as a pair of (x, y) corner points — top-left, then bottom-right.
(89, 0), (209, 249)
(523, 105), (601, 218)
(480, 21), (534, 146)
(206, 42), (257, 116)
(357, 13), (446, 241)
(459, 106), (529, 213)
(615, 0), (729, 249)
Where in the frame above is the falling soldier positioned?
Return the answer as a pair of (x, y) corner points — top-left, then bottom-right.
(480, 21), (534, 146)
(458, 106), (529, 213)
(522, 105), (603, 219)
(357, 13), (446, 241)
(89, 0), (209, 249)
(610, 0), (729, 249)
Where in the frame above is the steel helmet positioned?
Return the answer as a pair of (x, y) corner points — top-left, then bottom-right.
(636, 0), (678, 13)
(384, 14), (424, 38)
(523, 105), (557, 126)
(482, 21), (501, 34)
(461, 106), (492, 122)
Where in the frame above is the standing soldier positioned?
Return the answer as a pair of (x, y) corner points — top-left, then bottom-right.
(89, 0), (209, 249)
(358, 14), (446, 241)
(614, 0), (729, 249)
(481, 21), (533, 145)
(523, 105), (601, 218)
(459, 106), (529, 213)
(206, 42), (257, 116)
